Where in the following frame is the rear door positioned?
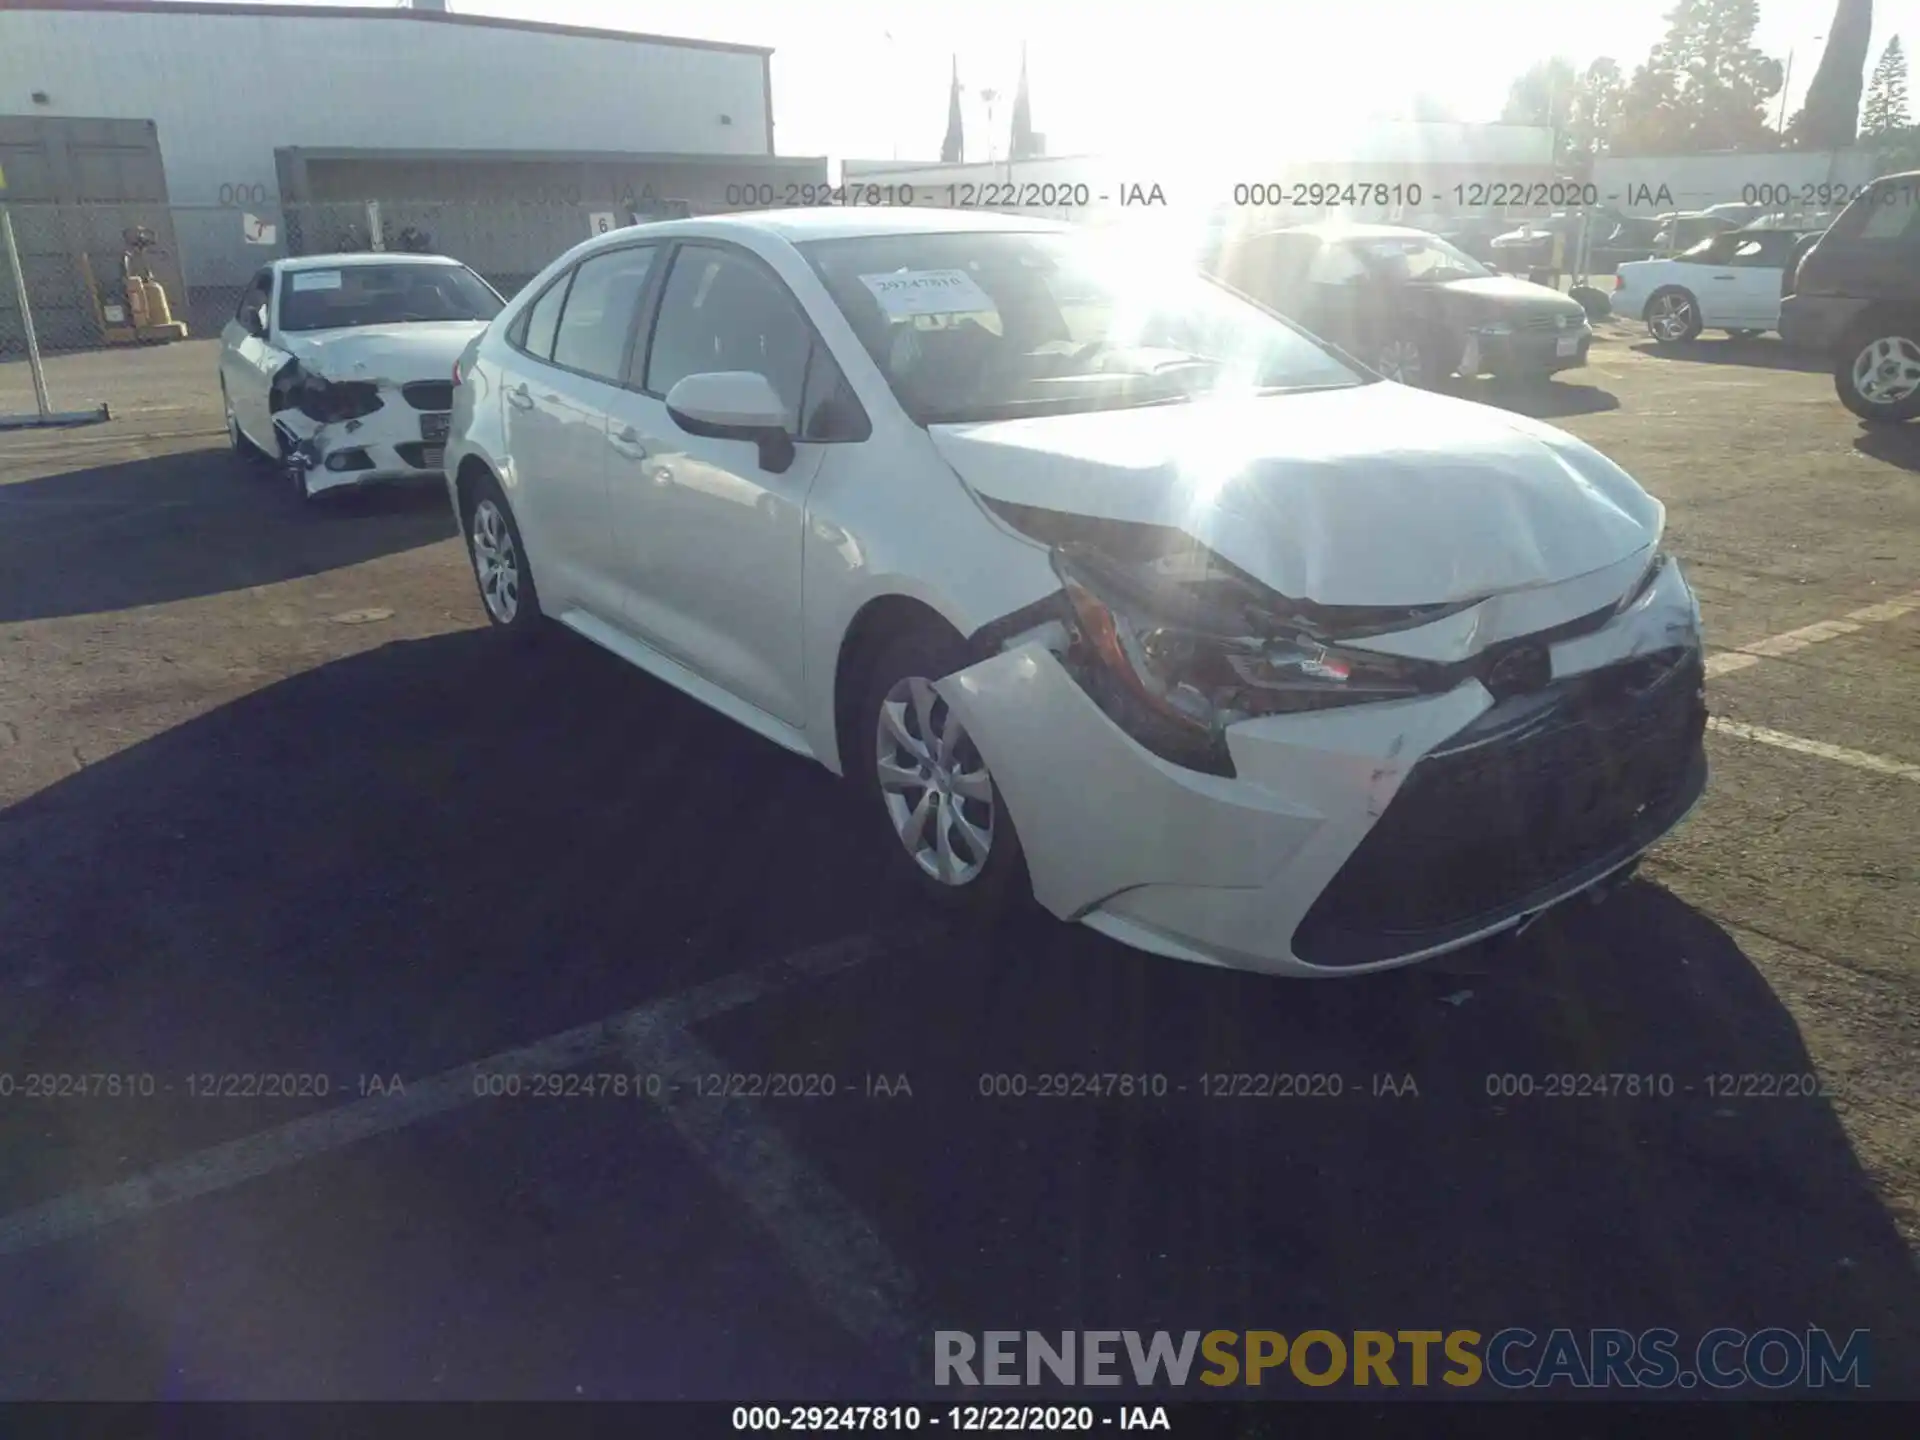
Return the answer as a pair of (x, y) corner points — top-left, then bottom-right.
(1823, 178), (1920, 302)
(1670, 233), (1743, 325)
(497, 245), (663, 622)
(1721, 231), (1797, 328)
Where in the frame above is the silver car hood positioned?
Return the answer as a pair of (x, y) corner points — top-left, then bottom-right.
(280, 320), (487, 382)
(927, 382), (1662, 608)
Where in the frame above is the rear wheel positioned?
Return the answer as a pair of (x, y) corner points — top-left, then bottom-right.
(1835, 322), (1920, 423)
(464, 476), (544, 636)
(1645, 288), (1702, 344)
(857, 628), (1028, 916)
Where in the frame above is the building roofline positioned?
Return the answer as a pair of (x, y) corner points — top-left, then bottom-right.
(278, 146), (825, 168)
(0, 0), (775, 56)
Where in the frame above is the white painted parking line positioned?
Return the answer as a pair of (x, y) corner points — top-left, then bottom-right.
(1708, 717), (1920, 782)
(1705, 590), (1920, 678)
(624, 1019), (919, 1352)
(0, 934), (884, 1260)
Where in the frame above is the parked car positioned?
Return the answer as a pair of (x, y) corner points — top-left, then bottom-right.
(1612, 227), (1812, 341)
(219, 253), (505, 502)
(1779, 169), (1920, 422)
(1651, 211), (1742, 256)
(444, 209), (1707, 977)
(1208, 221), (1592, 385)
(1700, 201), (1766, 227)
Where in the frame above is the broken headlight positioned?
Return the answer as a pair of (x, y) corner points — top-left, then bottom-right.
(1051, 541), (1446, 769)
(294, 374), (383, 424)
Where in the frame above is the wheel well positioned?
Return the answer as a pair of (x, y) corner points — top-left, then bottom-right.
(454, 456), (496, 523)
(832, 596), (963, 777)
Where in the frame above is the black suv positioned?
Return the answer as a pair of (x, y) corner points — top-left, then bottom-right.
(1779, 170), (1920, 422)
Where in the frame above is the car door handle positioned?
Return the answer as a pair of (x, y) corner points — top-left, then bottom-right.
(506, 383), (534, 410)
(608, 426), (648, 461)
(1711, 273), (1737, 280)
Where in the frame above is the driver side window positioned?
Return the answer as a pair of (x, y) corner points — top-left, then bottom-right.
(1307, 244), (1367, 286)
(235, 269), (272, 331)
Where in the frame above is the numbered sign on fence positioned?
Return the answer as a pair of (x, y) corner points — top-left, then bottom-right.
(588, 212), (617, 236)
(242, 213), (278, 245)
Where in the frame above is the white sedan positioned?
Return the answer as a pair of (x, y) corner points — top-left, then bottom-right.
(443, 209), (1708, 977)
(1612, 228), (1812, 342)
(218, 253), (504, 502)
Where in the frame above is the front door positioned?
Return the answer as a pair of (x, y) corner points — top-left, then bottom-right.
(603, 241), (833, 726)
(220, 267), (280, 449)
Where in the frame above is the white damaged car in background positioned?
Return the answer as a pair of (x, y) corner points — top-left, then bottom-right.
(219, 253), (505, 503)
(444, 210), (1709, 977)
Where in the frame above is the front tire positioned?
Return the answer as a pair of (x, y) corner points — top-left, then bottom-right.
(1645, 288), (1702, 344)
(857, 628), (1028, 916)
(1373, 334), (1428, 386)
(223, 382), (266, 463)
(1835, 322), (1920, 423)
(464, 476), (544, 635)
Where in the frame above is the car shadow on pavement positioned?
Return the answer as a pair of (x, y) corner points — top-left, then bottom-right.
(1447, 377), (1621, 419)
(1851, 424), (1920, 471)
(0, 445), (453, 624)
(1, 626), (1914, 1396)
(1628, 337), (1830, 374)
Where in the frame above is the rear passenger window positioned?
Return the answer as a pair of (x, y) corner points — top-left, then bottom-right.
(552, 246), (660, 382)
(516, 274), (569, 361)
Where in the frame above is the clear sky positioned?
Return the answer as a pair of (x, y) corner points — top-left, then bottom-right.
(212, 0), (1920, 163)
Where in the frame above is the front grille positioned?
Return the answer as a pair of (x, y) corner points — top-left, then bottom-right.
(1293, 648), (1707, 967)
(402, 380), (454, 411)
(1515, 313), (1566, 333)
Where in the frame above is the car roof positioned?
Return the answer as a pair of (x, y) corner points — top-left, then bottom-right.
(275, 253), (465, 270)
(583, 207), (1075, 250)
(1247, 221), (1436, 244)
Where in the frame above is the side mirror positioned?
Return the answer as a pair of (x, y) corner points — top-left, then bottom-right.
(664, 371), (795, 473)
(242, 306), (266, 337)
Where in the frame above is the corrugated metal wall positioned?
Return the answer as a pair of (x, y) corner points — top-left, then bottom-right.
(0, 6), (776, 206)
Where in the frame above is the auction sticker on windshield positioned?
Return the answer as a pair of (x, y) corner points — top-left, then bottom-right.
(290, 270), (343, 292)
(859, 269), (996, 319)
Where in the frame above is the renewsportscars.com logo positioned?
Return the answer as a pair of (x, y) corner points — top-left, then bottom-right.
(934, 1328), (1871, 1390)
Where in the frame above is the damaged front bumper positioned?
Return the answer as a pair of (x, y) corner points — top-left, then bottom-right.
(935, 557), (1708, 977)
(274, 380), (453, 498)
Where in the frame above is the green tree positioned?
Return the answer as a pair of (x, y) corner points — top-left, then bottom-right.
(1795, 0), (1874, 148)
(1862, 35), (1910, 133)
(1611, 0), (1784, 154)
(1502, 57), (1578, 134)
(1567, 58), (1627, 168)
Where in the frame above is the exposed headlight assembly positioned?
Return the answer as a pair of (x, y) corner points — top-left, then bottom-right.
(1050, 541), (1448, 773)
(294, 372), (384, 424)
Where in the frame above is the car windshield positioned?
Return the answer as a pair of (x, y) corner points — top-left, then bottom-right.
(1351, 235), (1490, 283)
(277, 263), (504, 333)
(799, 230), (1367, 425)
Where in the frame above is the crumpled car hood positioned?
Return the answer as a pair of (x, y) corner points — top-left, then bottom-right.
(927, 382), (1662, 609)
(280, 320), (486, 382)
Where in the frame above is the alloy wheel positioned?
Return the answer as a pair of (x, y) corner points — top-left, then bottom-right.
(1849, 335), (1920, 407)
(1648, 295), (1694, 342)
(1375, 338), (1422, 384)
(875, 675), (995, 886)
(471, 498), (521, 625)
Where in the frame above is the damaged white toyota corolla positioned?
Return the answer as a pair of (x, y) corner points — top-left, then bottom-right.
(444, 210), (1708, 976)
(219, 253), (504, 502)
